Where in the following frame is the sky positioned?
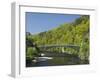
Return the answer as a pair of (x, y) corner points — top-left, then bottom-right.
(26, 12), (81, 34)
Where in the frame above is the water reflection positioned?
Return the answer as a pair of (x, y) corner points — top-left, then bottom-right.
(26, 56), (89, 67)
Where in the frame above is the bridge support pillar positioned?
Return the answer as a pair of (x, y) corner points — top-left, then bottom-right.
(62, 47), (65, 53)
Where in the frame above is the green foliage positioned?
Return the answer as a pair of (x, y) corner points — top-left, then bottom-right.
(26, 47), (39, 59)
(26, 47), (34, 59)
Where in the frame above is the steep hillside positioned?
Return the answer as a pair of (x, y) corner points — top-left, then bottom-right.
(32, 15), (89, 45)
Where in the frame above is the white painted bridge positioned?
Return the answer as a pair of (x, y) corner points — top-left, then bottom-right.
(37, 44), (80, 53)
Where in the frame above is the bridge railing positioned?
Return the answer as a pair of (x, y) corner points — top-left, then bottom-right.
(36, 44), (80, 54)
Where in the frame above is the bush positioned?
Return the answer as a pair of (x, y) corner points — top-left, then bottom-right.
(26, 47), (39, 60)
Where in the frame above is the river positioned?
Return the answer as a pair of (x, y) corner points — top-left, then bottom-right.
(26, 52), (89, 67)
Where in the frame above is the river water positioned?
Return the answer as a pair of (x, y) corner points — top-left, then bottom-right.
(26, 53), (89, 67)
